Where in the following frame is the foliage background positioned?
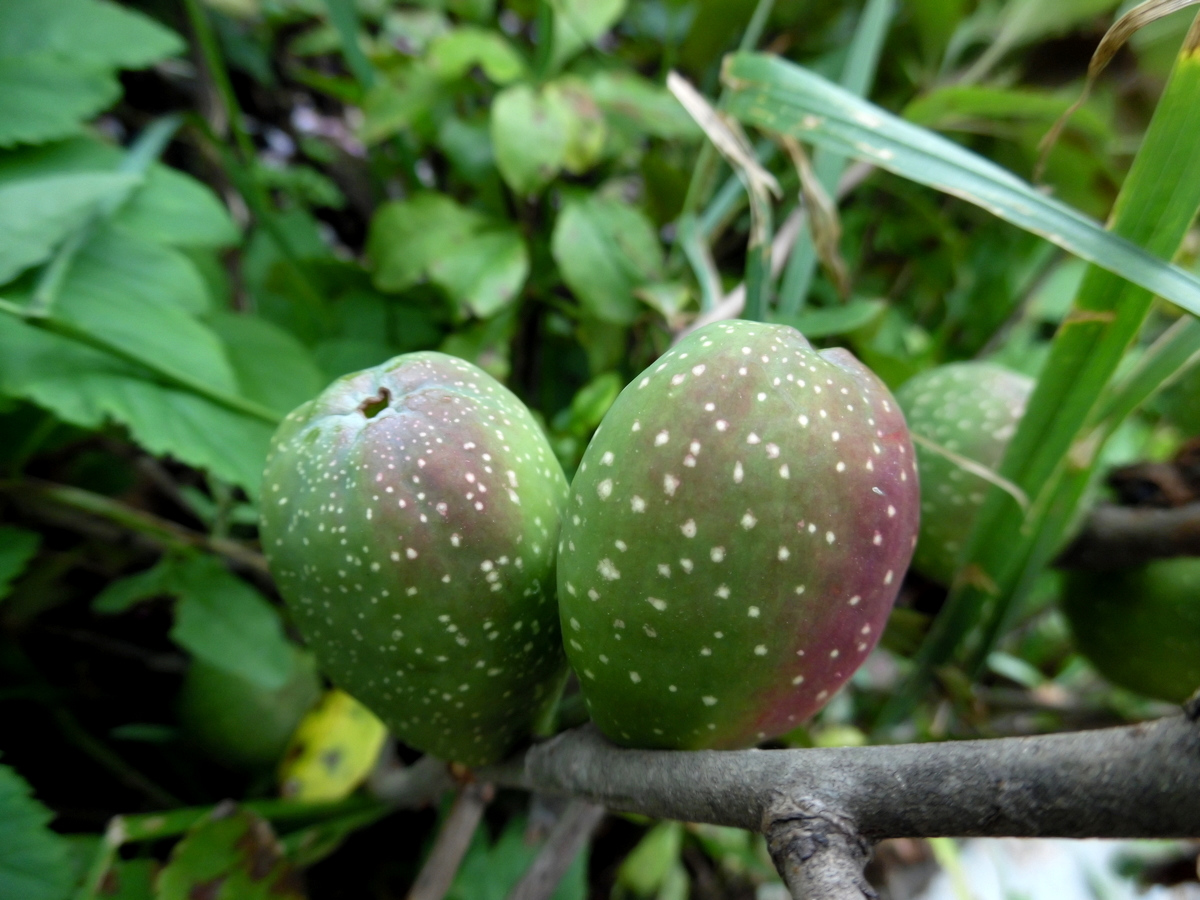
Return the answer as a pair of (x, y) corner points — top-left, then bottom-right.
(0, 0), (1198, 898)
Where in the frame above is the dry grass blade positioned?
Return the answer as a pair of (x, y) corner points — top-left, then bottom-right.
(1037, 0), (1200, 179)
(780, 136), (850, 299)
(908, 431), (1030, 511)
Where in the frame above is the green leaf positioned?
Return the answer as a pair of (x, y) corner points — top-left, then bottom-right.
(586, 71), (700, 140)
(0, 58), (120, 148)
(0, 527), (40, 603)
(549, 78), (607, 174)
(723, 51), (1200, 319)
(550, 0), (627, 71)
(92, 558), (174, 615)
(427, 27), (527, 83)
(368, 193), (529, 317)
(551, 194), (663, 325)
(446, 817), (587, 900)
(359, 62), (442, 146)
(617, 822), (684, 897)
(0, 0), (183, 70)
(490, 84), (571, 195)
(0, 137), (238, 248)
(114, 166), (240, 248)
(0, 315), (273, 496)
(156, 807), (303, 900)
(208, 312), (326, 415)
(0, 763), (73, 900)
(43, 225), (238, 391)
(0, 172), (138, 284)
(428, 230), (530, 319)
(168, 555), (293, 691)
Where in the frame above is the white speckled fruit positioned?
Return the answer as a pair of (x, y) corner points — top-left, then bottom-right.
(557, 321), (919, 749)
(896, 361), (1032, 585)
(260, 352), (570, 765)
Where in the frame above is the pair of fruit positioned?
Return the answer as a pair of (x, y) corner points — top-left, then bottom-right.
(261, 322), (920, 764)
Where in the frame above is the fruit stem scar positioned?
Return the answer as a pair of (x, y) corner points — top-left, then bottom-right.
(360, 387), (392, 418)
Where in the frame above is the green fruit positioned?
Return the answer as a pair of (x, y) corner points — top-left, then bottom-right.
(1062, 558), (1200, 704)
(895, 361), (1033, 585)
(178, 648), (321, 771)
(557, 321), (919, 749)
(260, 352), (570, 765)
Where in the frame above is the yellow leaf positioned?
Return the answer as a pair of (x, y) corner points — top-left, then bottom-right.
(278, 689), (387, 802)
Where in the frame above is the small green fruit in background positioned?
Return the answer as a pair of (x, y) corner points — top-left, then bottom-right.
(1061, 558), (1200, 704)
(178, 647), (321, 771)
(260, 352), (570, 766)
(557, 321), (919, 749)
(896, 361), (1033, 585)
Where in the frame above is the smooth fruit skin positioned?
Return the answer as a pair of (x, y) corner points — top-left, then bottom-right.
(178, 647), (321, 771)
(1062, 559), (1200, 704)
(557, 321), (918, 750)
(261, 352), (570, 766)
(895, 362), (1032, 585)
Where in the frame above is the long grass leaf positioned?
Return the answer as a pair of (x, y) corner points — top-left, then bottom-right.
(722, 51), (1200, 318)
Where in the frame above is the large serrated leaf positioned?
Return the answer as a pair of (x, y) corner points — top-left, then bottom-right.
(0, 315), (273, 496)
(0, 171), (138, 283)
(0, 58), (120, 148)
(0, 0), (183, 69)
(0, 763), (73, 900)
(208, 312), (326, 415)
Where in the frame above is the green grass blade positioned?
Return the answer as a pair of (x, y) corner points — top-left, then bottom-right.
(322, 0), (375, 89)
(722, 50), (1200, 318)
(877, 12), (1200, 723)
(776, 0), (895, 316)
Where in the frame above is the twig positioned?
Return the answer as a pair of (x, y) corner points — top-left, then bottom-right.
(1055, 501), (1200, 569)
(406, 782), (494, 900)
(1, 478), (268, 574)
(507, 800), (606, 900)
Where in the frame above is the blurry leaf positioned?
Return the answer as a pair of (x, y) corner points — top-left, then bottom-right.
(903, 86), (1101, 132)
(114, 165), (240, 248)
(359, 61), (442, 145)
(0, 58), (120, 148)
(208, 312), (326, 415)
(549, 78), (608, 173)
(437, 115), (496, 184)
(439, 311), (518, 382)
(587, 70), (700, 140)
(0, 762), (73, 900)
(554, 371), (623, 434)
(369, 193), (529, 317)
(618, 821), (684, 897)
(429, 229), (530, 318)
(772, 299), (885, 339)
(94, 858), (156, 900)
(427, 27), (527, 83)
(169, 555), (294, 691)
(0, 0), (183, 70)
(0, 527), (40, 603)
(0, 172), (139, 284)
(490, 84), (570, 195)
(92, 558), (175, 615)
(550, 0), (627, 71)
(0, 316), (273, 496)
(634, 283), (692, 323)
(278, 690), (387, 802)
(551, 193), (663, 324)
(155, 807), (303, 900)
(723, 52), (1200, 319)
